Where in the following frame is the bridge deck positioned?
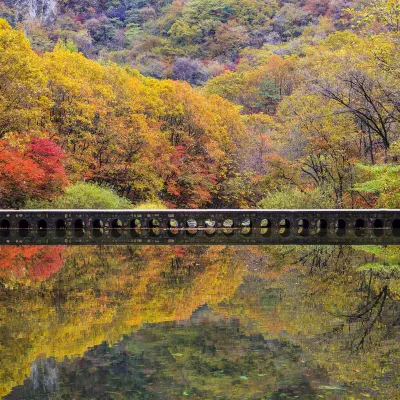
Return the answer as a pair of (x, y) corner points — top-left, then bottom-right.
(0, 209), (399, 245)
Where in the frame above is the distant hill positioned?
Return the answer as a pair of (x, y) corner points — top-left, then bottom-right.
(0, 0), (356, 82)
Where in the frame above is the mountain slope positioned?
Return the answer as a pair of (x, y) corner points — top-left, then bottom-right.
(1, 0), (355, 81)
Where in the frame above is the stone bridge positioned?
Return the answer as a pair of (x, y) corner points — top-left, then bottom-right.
(0, 209), (400, 245)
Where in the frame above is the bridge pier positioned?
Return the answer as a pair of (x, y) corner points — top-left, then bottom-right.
(0, 209), (399, 245)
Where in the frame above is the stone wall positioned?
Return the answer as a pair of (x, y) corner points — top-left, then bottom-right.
(0, 209), (399, 245)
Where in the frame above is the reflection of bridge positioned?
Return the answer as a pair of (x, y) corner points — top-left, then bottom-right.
(1, 209), (400, 245)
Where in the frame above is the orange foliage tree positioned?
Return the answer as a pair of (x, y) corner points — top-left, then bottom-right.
(0, 245), (65, 282)
(0, 137), (67, 208)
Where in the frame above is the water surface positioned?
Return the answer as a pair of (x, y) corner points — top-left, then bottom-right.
(0, 245), (399, 399)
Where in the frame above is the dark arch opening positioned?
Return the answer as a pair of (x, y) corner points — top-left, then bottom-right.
(93, 219), (104, 237)
(186, 219), (198, 235)
(130, 219), (142, 237)
(74, 219), (85, 230)
(355, 219), (365, 229)
(149, 218), (161, 236)
(279, 219), (290, 237)
(279, 219), (290, 228)
(223, 219), (234, 228)
(0, 219), (10, 237)
(168, 219), (179, 235)
(56, 219), (67, 237)
(335, 219), (346, 237)
(55, 219), (66, 237)
(74, 219), (85, 238)
(18, 219), (30, 238)
(111, 219), (123, 237)
(373, 219), (384, 237)
(204, 219), (216, 236)
(260, 219), (271, 236)
(149, 219), (160, 228)
(393, 219), (400, 237)
(222, 219), (234, 236)
(354, 219), (365, 237)
(336, 219), (346, 237)
(187, 219), (197, 228)
(298, 219), (309, 229)
(131, 219), (141, 229)
(37, 219), (47, 237)
(0, 219), (10, 229)
(260, 219), (271, 228)
(111, 219), (122, 229)
(56, 219), (66, 230)
(298, 219), (309, 236)
(317, 219), (328, 237)
(19, 219), (29, 230)
(93, 219), (104, 229)
(37, 219), (47, 230)
(240, 218), (252, 236)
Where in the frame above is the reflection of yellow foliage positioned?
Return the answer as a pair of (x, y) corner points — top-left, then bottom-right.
(211, 245), (400, 399)
(0, 245), (246, 397)
(268, 247), (400, 398)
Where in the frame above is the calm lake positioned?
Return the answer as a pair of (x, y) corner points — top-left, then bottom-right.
(0, 245), (399, 399)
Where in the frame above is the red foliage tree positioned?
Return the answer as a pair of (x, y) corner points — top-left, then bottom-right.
(0, 137), (67, 208)
(0, 246), (65, 282)
(29, 137), (68, 193)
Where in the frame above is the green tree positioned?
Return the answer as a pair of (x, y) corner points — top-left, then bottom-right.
(353, 164), (400, 207)
(26, 182), (133, 209)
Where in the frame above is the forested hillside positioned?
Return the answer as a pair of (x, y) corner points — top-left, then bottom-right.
(1, 0), (400, 209)
(1, 0), (355, 79)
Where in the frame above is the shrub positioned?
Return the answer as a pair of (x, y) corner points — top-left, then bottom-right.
(27, 183), (133, 209)
(258, 187), (334, 209)
(133, 200), (167, 209)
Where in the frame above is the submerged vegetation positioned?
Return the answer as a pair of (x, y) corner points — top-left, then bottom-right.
(1, 1), (400, 208)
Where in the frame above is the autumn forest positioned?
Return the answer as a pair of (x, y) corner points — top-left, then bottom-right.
(2, 2), (400, 398)
(1, 0), (400, 209)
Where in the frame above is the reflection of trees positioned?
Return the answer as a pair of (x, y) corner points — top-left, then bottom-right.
(298, 246), (400, 350)
(272, 245), (400, 398)
(0, 245), (65, 283)
(0, 245), (246, 397)
(344, 284), (389, 351)
(8, 312), (321, 400)
(2, 244), (400, 398)
(297, 245), (357, 275)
